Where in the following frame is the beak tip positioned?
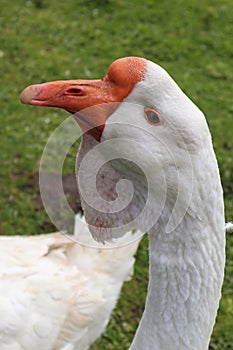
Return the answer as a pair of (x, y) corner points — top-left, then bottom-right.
(20, 86), (32, 104)
(20, 85), (42, 105)
(20, 91), (28, 104)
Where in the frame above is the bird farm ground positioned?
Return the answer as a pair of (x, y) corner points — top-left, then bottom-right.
(0, 1), (232, 349)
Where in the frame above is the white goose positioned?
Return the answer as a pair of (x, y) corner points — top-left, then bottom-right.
(0, 214), (141, 350)
(21, 57), (226, 350)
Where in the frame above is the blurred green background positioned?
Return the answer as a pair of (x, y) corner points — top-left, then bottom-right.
(0, 0), (232, 349)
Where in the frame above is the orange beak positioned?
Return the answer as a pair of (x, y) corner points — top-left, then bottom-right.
(20, 79), (120, 140)
(20, 79), (115, 112)
(20, 57), (147, 140)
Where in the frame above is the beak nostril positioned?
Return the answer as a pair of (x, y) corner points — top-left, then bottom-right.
(65, 87), (84, 96)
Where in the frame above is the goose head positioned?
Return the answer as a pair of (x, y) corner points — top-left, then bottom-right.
(20, 57), (213, 242)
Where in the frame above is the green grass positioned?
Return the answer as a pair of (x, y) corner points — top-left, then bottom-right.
(0, 0), (232, 349)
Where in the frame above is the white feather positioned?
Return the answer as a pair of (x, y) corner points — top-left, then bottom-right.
(225, 222), (233, 233)
(0, 214), (141, 350)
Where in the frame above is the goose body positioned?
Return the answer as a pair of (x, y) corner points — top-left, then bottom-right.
(21, 57), (226, 349)
(0, 215), (140, 350)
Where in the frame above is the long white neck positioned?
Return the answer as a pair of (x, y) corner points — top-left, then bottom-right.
(129, 142), (225, 350)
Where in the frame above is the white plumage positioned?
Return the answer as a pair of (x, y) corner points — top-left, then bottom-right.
(0, 215), (141, 350)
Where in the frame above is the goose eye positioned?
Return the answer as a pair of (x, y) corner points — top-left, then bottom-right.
(144, 108), (161, 125)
